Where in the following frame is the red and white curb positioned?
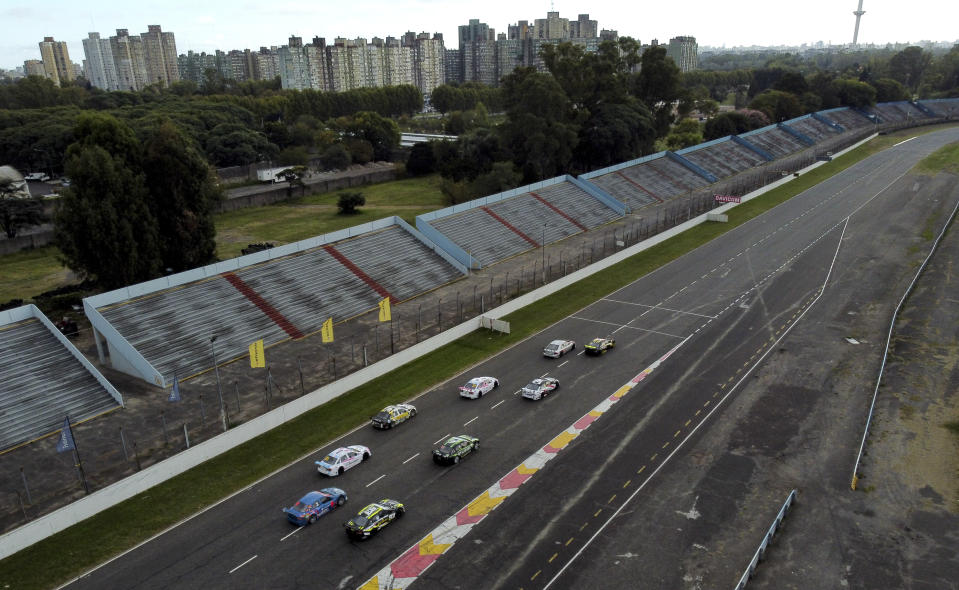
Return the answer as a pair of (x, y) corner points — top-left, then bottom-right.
(358, 337), (688, 589)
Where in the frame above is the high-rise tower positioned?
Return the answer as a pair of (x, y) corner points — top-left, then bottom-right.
(852, 0), (866, 45)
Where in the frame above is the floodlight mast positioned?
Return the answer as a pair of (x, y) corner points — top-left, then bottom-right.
(852, 0), (866, 45)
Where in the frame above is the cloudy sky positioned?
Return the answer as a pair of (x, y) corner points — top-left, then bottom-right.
(2, 0), (956, 70)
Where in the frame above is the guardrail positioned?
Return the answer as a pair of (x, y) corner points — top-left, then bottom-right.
(850, 186), (959, 490)
(734, 489), (798, 590)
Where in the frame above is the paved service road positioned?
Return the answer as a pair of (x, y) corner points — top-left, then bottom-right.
(66, 128), (959, 590)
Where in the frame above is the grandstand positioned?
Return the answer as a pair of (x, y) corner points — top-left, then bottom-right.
(919, 98), (959, 117)
(583, 153), (712, 212)
(819, 107), (874, 131)
(85, 218), (465, 387)
(867, 101), (930, 124)
(739, 126), (809, 159)
(676, 138), (769, 179)
(787, 115), (841, 142)
(0, 305), (122, 450)
(418, 178), (622, 268)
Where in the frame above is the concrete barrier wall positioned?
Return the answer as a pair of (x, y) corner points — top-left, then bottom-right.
(0, 230), (55, 255)
(0, 133), (875, 561)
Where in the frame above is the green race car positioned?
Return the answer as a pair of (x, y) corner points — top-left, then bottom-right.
(584, 337), (616, 355)
(344, 499), (405, 540)
(432, 435), (480, 465)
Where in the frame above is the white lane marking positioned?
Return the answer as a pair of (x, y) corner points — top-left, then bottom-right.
(513, 389), (522, 396)
(464, 416), (479, 427)
(540, 372), (550, 378)
(577, 350), (585, 356)
(569, 316), (686, 339)
(402, 453), (419, 464)
(433, 433), (451, 445)
(366, 475), (386, 487)
(490, 399), (506, 409)
(601, 300), (717, 318)
(229, 555), (257, 574)
(894, 137), (916, 147)
(543, 219), (851, 590)
(557, 360), (569, 368)
(281, 527), (302, 541)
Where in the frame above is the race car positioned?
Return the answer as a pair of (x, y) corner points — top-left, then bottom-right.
(283, 488), (347, 526)
(584, 337), (616, 355)
(432, 435), (480, 465)
(522, 377), (560, 400)
(543, 339), (576, 358)
(371, 404), (417, 429)
(344, 499), (405, 539)
(315, 445), (371, 476)
(459, 376), (499, 399)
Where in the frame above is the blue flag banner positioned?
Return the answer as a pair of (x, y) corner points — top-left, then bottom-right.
(168, 374), (182, 403)
(56, 416), (76, 453)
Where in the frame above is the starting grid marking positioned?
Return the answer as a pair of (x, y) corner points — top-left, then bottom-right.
(357, 338), (689, 590)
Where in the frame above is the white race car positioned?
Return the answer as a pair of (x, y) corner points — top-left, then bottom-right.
(522, 377), (560, 400)
(459, 376), (499, 399)
(316, 445), (371, 476)
(543, 339), (576, 358)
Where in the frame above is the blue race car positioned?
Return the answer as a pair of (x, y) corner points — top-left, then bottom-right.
(283, 488), (348, 526)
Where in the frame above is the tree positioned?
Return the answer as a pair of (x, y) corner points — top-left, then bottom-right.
(575, 102), (655, 171)
(748, 90), (803, 121)
(0, 177), (46, 238)
(141, 120), (221, 273)
(337, 191), (365, 215)
(633, 46), (683, 136)
(888, 46), (931, 93)
(406, 142), (437, 176)
(871, 78), (911, 103)
(831, 79), (876, 108)
(55, 114), (162, 288)
(321, 144), (351, 170)
(278, 166), (307, 198)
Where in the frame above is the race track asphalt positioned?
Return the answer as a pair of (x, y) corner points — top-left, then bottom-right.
(65, 127), (959, 590)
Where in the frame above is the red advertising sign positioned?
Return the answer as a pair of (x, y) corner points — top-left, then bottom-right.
(714, 195), (741, 203)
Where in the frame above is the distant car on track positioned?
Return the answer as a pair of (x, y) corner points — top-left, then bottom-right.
(283, 488), (347, 526)
(584, 337), (616, 355)
(522, 377), (560, 400)
(433, 435), (480, 465)
(344, 499), (405, 539)
(371, 404), (417, 429)
(315, 445), (371, 476)
(459, 376), (499, 399)
(543, 339), (576, 358)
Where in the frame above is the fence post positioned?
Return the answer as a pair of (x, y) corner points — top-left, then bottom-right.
(183, 423), (190, 449)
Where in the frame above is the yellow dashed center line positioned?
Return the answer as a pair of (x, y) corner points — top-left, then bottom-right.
(650, 453), (658, 461)
(566, 537), (575, 546)
(594, 509), (602, 517)
(637, 465), (646, 474)
(531, 570), (541, 581)
(549, 553), (558, 563)
(608, 494), (617, 503)
(674, 429), (681, 438)
(704, 400), (711, 407)
(713, 392), (719, 397)
(662, 441), (670, 449)
(684, 419), (691, 427)
(695, 409), (701, 416)
(623, 479), (631, 488)
(579, 522), (589, 531)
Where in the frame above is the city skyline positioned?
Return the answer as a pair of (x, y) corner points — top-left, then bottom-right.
(2, 0), (958, 71)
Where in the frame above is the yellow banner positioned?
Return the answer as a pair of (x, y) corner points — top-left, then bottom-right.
(321, 317), (334, 343)
(249, 339), (265, 368)
(378, 297), (392, 322)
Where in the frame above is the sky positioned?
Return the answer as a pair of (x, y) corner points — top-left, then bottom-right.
(2, 0), (957, 70)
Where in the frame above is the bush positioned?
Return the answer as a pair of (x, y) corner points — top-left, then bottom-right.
(337, 192), (365, 215)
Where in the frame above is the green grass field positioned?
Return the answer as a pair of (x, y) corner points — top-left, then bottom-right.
(1, 128), (932, 590)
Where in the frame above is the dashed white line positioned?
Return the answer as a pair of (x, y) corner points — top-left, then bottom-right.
(540, 372), (550, 378)
(464, 416), (479, 427)
(433, 433), (451, 445)
(557, 360), (569, 368)
(577, 350), (585, 356)
(229, 555), (257, 574)
(366, 474), (386, 487)
(280, 527), (301, 541)
(403, 453), (420, 464)
(490, 399), (506, 409)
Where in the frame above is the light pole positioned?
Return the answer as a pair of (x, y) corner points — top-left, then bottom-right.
(210, 335), (225, 429)
(542, 223), (548, 285)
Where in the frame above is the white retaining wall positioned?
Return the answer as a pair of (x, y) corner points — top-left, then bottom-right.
(0, 134), (874, 561)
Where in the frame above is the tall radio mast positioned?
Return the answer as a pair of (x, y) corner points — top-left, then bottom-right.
(852, 0), (866, 45)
